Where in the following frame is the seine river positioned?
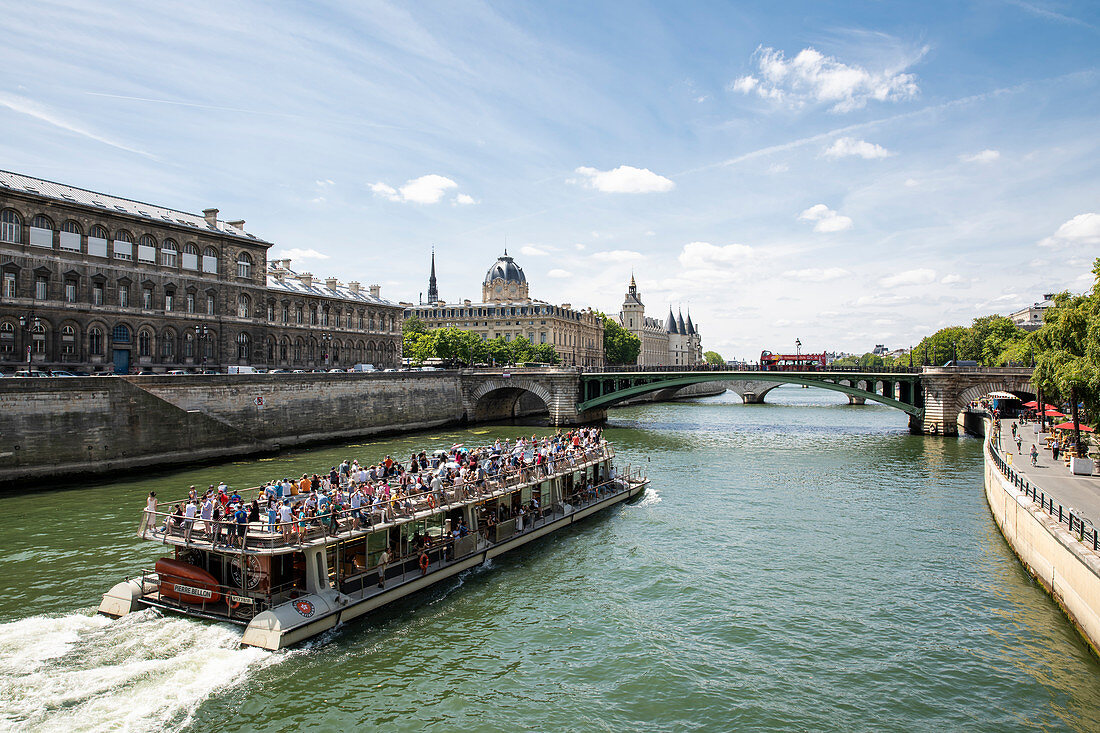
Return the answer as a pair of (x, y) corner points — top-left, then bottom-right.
(2, 387), (1100, 732)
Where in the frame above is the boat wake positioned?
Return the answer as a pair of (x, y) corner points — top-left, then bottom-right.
(0, 608), (278, 733)
(637, 486), (662, 507)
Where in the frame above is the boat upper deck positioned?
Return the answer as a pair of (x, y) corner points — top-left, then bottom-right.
(140, 434), (618, 556)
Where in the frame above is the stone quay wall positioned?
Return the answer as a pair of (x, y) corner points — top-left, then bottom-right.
(0, 372), (465, 484)
(983, 423), (1100, 656)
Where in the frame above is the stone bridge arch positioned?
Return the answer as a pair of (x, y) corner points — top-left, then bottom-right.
(919, 369), (1034, 435)
(459, 369), (605, 426)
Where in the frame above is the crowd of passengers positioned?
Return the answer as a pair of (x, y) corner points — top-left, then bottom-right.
(141, 427), (611, 548)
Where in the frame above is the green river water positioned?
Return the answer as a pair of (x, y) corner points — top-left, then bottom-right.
(2, 387), (1100, 732)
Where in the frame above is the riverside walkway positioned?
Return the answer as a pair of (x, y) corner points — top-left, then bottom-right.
(997, 420), (1100, 528)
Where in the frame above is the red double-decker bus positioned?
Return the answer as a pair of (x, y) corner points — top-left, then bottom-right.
(760, 350), (827, 371)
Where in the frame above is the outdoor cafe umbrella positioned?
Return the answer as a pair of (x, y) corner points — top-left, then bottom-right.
(1043, 409), (1066, 417)
(1023, 400), (1038, 407)
(1052, 421), (1095, 432)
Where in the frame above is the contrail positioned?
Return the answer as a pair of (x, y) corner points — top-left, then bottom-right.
(0, 91), (156, 159)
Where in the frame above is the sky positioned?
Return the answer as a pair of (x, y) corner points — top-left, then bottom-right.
(1, 0), (1098, 361)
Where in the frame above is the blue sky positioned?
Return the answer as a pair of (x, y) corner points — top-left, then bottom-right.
(2, 0), (1098, 360)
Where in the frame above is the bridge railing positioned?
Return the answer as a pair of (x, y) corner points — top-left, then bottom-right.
(582, 364), (922, 374)
(987, 426), (1099, 552)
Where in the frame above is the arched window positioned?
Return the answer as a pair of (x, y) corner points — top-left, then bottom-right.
(30, 215), (54, 248)
(266, 337), (275, 362)
(237, 252), (253, 279)
(139, 234), (156, 247)
(90, 225), (108, 239)
(332, 340), (341, 364)
(0, 209), (21, 243)
(61, 324), (77, 355)
(60, 220), (82, 252)
(294, 338), (303, 363)
(162, 328), (175, 358)
(114, 230), (133, 260)
(182, 243), (199, 270)
(112, 324), (131, 343)
(237, 332), (250, 361)
(32, 214), (53, 229)
(237, 293), (251, 318)
(89, 327), (104, 356)
(161, 239), (178, 267)
(0, 322), (13, 355)
(31, 322), (47, 354)
(280, 337), (289, 362)
(369, 314), (376, 331)
(202, 246), (218, 274)
(183, 331), (194, 358)
(138, 329), (152, 357)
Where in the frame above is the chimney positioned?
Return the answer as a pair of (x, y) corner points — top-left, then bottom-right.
(298, 272), (313, 288)
(369, 284), (381, 298)
(226, 219), (245, 230)
(348, 281), (360, 294)
(325, 277), (339, 291)
(464, 299), (471, 306)
(202, 208), (218, 227)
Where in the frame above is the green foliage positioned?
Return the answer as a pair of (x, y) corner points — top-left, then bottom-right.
(402, 326), (560, 366)
(704, 350), (724, 365)
(402, 315), (427, 335)
(598, 312), (641, 365)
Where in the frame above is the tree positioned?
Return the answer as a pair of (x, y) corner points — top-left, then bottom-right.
(704, 350), (724, 365)
(1030, 283), (1099, 453)
(531, 343), (561, 364)
(598, 313), (641, 365)
(402, 315), (427, 335)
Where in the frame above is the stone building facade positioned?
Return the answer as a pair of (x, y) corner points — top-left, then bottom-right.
(618, 277), (703, 367)
(404, 251), (604, 367)
(0, 170), (402, 373)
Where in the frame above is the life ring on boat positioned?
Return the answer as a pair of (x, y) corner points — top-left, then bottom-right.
(227, 596), (241, 610)
(426, 495), (436, 509)
(419, 553), (429, 572)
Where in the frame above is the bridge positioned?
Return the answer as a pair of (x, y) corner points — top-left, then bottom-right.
(458, 366), (1034, 436)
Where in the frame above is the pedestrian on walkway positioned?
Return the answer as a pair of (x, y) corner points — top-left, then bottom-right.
(1030, 445), (1038, 466)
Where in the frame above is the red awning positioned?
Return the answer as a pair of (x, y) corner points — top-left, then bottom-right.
(1043, 409), (1065, 417)
(1022, 400), (1038, 407)
(1052, 421), (1095, 432)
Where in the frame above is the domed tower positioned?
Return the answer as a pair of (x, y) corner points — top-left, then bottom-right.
(482, 250), (529, 302)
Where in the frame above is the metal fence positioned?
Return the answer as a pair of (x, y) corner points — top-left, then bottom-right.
(987, 434), (1099, 551)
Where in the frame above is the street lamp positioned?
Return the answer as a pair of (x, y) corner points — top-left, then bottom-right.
(17, 314), (39, 365)
(196, 325), (210, 370)
(321, 332), (332, 366)
(795, 338), (801, 357)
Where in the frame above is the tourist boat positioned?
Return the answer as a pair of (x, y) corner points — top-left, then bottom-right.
(99, 439), (647, 649)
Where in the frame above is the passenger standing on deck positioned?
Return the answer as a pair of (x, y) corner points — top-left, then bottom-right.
(279, 501), (293, 542)
(377, 546), (391, 588)
(140, 492), (158, 536)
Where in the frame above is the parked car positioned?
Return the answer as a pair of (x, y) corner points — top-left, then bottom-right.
(49, 370), (78, 377)
(291, 369), (307, 373)
(14, 370), (49, 378)
(227, 366), (257, 374)
(201, 369), (219, 374)
(137, 370), (157, 375)
(92, 371), (116, 377)
(351, 363), (377, 372)
(269, 369), (290, 374)
(310, 369), (327, 373)
(328, 368), (346, 373)
(166, 369), (189, 375)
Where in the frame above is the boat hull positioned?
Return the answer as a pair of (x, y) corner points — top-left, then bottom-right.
(239, 478), (648, 649)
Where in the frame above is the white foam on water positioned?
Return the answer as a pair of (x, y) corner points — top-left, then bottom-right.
(637, 487), (662, 507)
(0, 609), (281, 733)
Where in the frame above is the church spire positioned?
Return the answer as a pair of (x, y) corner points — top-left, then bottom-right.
(427, 247), (439, 304)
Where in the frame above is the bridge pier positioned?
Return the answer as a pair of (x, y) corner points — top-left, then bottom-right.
(847, 395), (866, 405)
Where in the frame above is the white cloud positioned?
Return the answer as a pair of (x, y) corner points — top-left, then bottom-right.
(960, 149), (1000, 163)
(730, 45), (921, 113)
(547, 269), (572, 278)
(767, 162), (790, 174)
(798, 204), (854, 232)
(591, 249), (644, 263)
(316, 179), (334, 187)
(574, 243), (586, 250)
(269, 248), (331, 261)
(879, 268), (936, 287)
(454, 193), (477, 205)
(904, 178), (919, 187)
(782, 267), (850, 282)
(572, 165), (675, 193)
(520, 244), (549, 256)
(371, 174), (460, 204)
(940, 273), (963, 284)
(823, 137), (892, 159)
(1038, 213), (1100, 248)
(677, 242), (754, 269)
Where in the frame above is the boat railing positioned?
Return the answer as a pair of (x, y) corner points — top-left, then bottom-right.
(150, 440), (613, 509)
(133, 568), (301, 623)
(140, 443), (620, 552)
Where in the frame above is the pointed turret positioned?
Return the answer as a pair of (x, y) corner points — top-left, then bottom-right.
(665, 307), (677, 333)
(677, 309), (687, 335)
(686, 310), (696, 335)
(427, 248), (439, 304)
